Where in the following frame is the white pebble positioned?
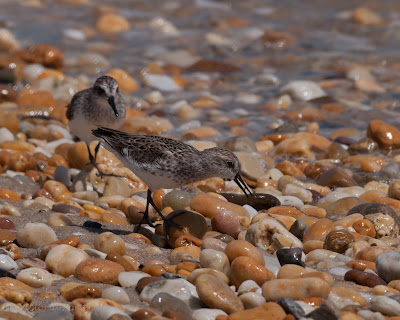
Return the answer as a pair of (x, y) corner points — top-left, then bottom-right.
(143, 74), (181, 92)
(329, 267), (350, 277)
(240, 292), (266, 309)
(84, 248), (107, 259)
(102, 286), (130, 304)
(281, 80), (326, 101)
(237, 280), (260, 294)
(370, 296), (400, 316)
(282, 184), (312, 203)
(276, 195), (304, 208)
(90, 306), (130, 320)
(0, 254), (18, 270)
(46, 244), (89, 277)
(149, 17), (179, 36)
(0, 127), (14, 143)
(63, 28), (86, 41)
(192, 308), (227, 320)
(243, 205), (258, 219)
(118, 271), (150, 288)
(17, 223), (57, 248)
(139, 279), (200, 307)
(17, 267), (53, 288)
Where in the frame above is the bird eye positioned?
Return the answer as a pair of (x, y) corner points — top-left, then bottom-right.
(116, 87), (119, 93)
(226, 160), (234, 168)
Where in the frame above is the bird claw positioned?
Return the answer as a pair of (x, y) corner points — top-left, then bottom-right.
(135, 211), (156, 230)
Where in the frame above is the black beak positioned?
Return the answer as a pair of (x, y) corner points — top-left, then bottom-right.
(234, 173), (252, 197)
(108, 96), (119, 117)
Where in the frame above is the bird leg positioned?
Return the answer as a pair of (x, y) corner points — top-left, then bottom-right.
(135, 189), (182, 236)
(87, 142), (122, 178)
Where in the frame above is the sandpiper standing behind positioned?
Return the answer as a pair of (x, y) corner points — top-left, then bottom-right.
(66, 75), (126, 175)
(92, 126), (252, 231)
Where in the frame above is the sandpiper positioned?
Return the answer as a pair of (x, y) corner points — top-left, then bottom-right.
(92, 127), (252, 230)
(66, 75), (126, 176)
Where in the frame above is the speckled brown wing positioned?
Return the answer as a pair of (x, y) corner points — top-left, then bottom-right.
(92, 127), (200, 168)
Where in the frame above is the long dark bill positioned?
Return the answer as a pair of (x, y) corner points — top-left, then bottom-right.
(234, 173), (252, 197)
(108, 96), (119, 117)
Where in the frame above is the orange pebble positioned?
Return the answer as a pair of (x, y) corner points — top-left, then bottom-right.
(352, 219), (376, 238)
(0, 188), (20, 202)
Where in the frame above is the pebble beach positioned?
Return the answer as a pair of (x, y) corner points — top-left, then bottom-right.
(1, 0), (400, 319)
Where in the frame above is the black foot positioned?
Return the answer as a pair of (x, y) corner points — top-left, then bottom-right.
(134, 211), (156, 231)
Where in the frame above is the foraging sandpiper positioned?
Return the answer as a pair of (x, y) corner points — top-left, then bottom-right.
(92, 126), (252, 231)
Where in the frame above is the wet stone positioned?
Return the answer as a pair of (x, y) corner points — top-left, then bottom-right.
(326, 197), (366, 220)
(196, 274), (244, 314)
(277, 297), (305, 320)
(219, 136), (257, 152)
(211, 210), (241, 238)
(150, 292), (193, 319)
(306, 300), (339, 320)
(347, 202), (400, 228)
(323, 229), (354, 254)
(16, 223), (57, 248)
(0, 218), (15, 230)
(365, 213), (399, 238)
(34, 310), (73, 320)
(219, 193), (280, 211)
(139, 278), (200, 309)
(161, 190), (194, 210)
(276, 247), (304, 267)
(136, 276), (162, 293)
(165, 209), (208, 248)
(376, 250), (400, 283)
(344, 269), (386, 287)
(160, 272), (186, 280)
(53, 165), (71, 188)
(390, 295), (400, 304)
(74, 258), (124, 285)
(289, 219), (308, 241)
(317, 168), (358, 188)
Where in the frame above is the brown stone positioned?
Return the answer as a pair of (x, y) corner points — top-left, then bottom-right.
(96, 14), (130, 34)
(261, 29), (296, 50)
(367, 120), (400, 148)
(63, 284), (102, 301)
(131, 309), (157, 320)
(106, 252), (136, 271)
(196, 274), (244, 314)
(352, 219), (376, 237)
(17, 44), (64, 70)
(187, 59), (239, 73)
(326, 197), (366, 220)
(344, 269), (386, 287)
(323, 229), (354, 254)
(136, 276), (162, 293)
(0, 230), (16, 246)
(225, 240), (265, 265)
(355, 246), (396, 262)
(302, 218), (334, 243)
(317, 168), (358, 188)
(228, 302), (286, 320)
(230, 256), (275, 288)
(346, 260), (377, 273)
(74, 258), (124, 285)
